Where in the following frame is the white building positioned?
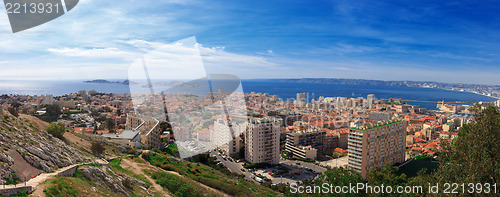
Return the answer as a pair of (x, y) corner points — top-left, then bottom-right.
(211, 118), (246, 156)
(367, 94), (376, 108)
(296, 93), (306, 106)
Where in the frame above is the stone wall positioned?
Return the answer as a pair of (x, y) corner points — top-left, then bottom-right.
(0, 186), (32, 197)
(59, 165), (79, 177)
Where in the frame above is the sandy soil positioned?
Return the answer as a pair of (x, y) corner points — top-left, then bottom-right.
(19, 114), (49, 130)
(63, 132), (92, 148)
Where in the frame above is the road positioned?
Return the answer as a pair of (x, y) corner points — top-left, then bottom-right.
(210, 151), (259, 183)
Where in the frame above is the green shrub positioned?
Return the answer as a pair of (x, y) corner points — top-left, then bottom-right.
(152, 171), (204, 197)
(7, 108), (19, 117)
(43, 176), (79, 197)
(91, 141), (105, 156)
(142, 152), (151, 161)
(46, 123), (66, 140)
(122, 178), (133, 189)
(128, 149), (137, 155)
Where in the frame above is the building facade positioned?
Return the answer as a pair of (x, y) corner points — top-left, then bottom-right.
(212, 118), (246, 157)
(245, 117), (281, 165)
(125, 115), (164, 149)
(285, 128), (326, 160)
(348, 119), (408, 178)
(296, 93), (306, 106)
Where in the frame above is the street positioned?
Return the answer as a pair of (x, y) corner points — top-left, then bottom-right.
(210, 151), (258, 183)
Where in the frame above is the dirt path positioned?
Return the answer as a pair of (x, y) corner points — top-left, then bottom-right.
(120, 158), (171, 197)
(30, 184), (47, 197)
(19, 114), (49, 130)
(121, 157), (230, 197)
(1, 163), (80, 197)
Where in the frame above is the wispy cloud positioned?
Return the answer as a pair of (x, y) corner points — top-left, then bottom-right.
(47, 47), (140, 59)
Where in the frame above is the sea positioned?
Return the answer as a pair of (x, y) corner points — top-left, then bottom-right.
(0, 79), (496, 110)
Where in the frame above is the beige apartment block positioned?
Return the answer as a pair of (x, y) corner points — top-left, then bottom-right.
(348, 119), (408, 178)
(245, 117), (282, 165)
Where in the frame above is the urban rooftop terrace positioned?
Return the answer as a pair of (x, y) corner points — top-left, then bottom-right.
(351, 119), (404, 131)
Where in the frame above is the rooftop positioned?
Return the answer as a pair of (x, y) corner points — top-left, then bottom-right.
(102, 129), (140, 140)
(351, 119), (404, 131)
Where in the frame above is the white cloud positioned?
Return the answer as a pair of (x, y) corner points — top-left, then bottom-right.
(47, 47), (140, 59)
(200, 45), (279, 67)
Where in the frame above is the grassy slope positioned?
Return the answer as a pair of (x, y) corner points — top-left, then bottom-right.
(147, 150), (279, 197)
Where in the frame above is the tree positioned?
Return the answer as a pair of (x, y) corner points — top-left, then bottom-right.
(46, 123), (66, 140)
(102, 106), (112, 112)
(159, 121), (171, 133)
(285, 167), (366, 197)
(106, 118), (116, 132)
(43, 104), (61, 122)
(11, 102), (22, 110)
(142, 151), (151, 161)
(7, 108), (18, 117)
(434, 104), (500, 186)
(366, 163), (411, 196)
(91, 141), (105, 156)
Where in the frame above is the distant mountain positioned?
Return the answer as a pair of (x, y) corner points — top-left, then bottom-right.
(273, 78), (500, 98)
(84, 79), (138, 85)
(273, 78), (499, 88)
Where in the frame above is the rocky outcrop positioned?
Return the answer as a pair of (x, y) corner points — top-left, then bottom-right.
(0, 113), (92, 183)
(79, 166), (149, 197)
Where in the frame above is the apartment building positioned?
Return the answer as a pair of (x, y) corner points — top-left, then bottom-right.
(296, 93), (306, 106)
(348, 119), (407, 178)
(212, 118), (246, 157)
(323, 133), (339, 155)
(125, 115), (164, 149)
(245, 117), (281, 165)
(285, 127), (326, 160)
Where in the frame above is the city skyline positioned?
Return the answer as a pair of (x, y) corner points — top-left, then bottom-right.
(0, 0), (499, 85)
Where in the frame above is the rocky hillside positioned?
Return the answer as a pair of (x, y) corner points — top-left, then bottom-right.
(78, 165), (150, 197)
(0, 110), (92, 184)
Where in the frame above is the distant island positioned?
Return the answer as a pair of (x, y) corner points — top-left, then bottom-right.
(84, 79), (138, 85)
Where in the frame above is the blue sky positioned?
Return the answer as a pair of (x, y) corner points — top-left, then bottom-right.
(0, 0), (499, 84)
